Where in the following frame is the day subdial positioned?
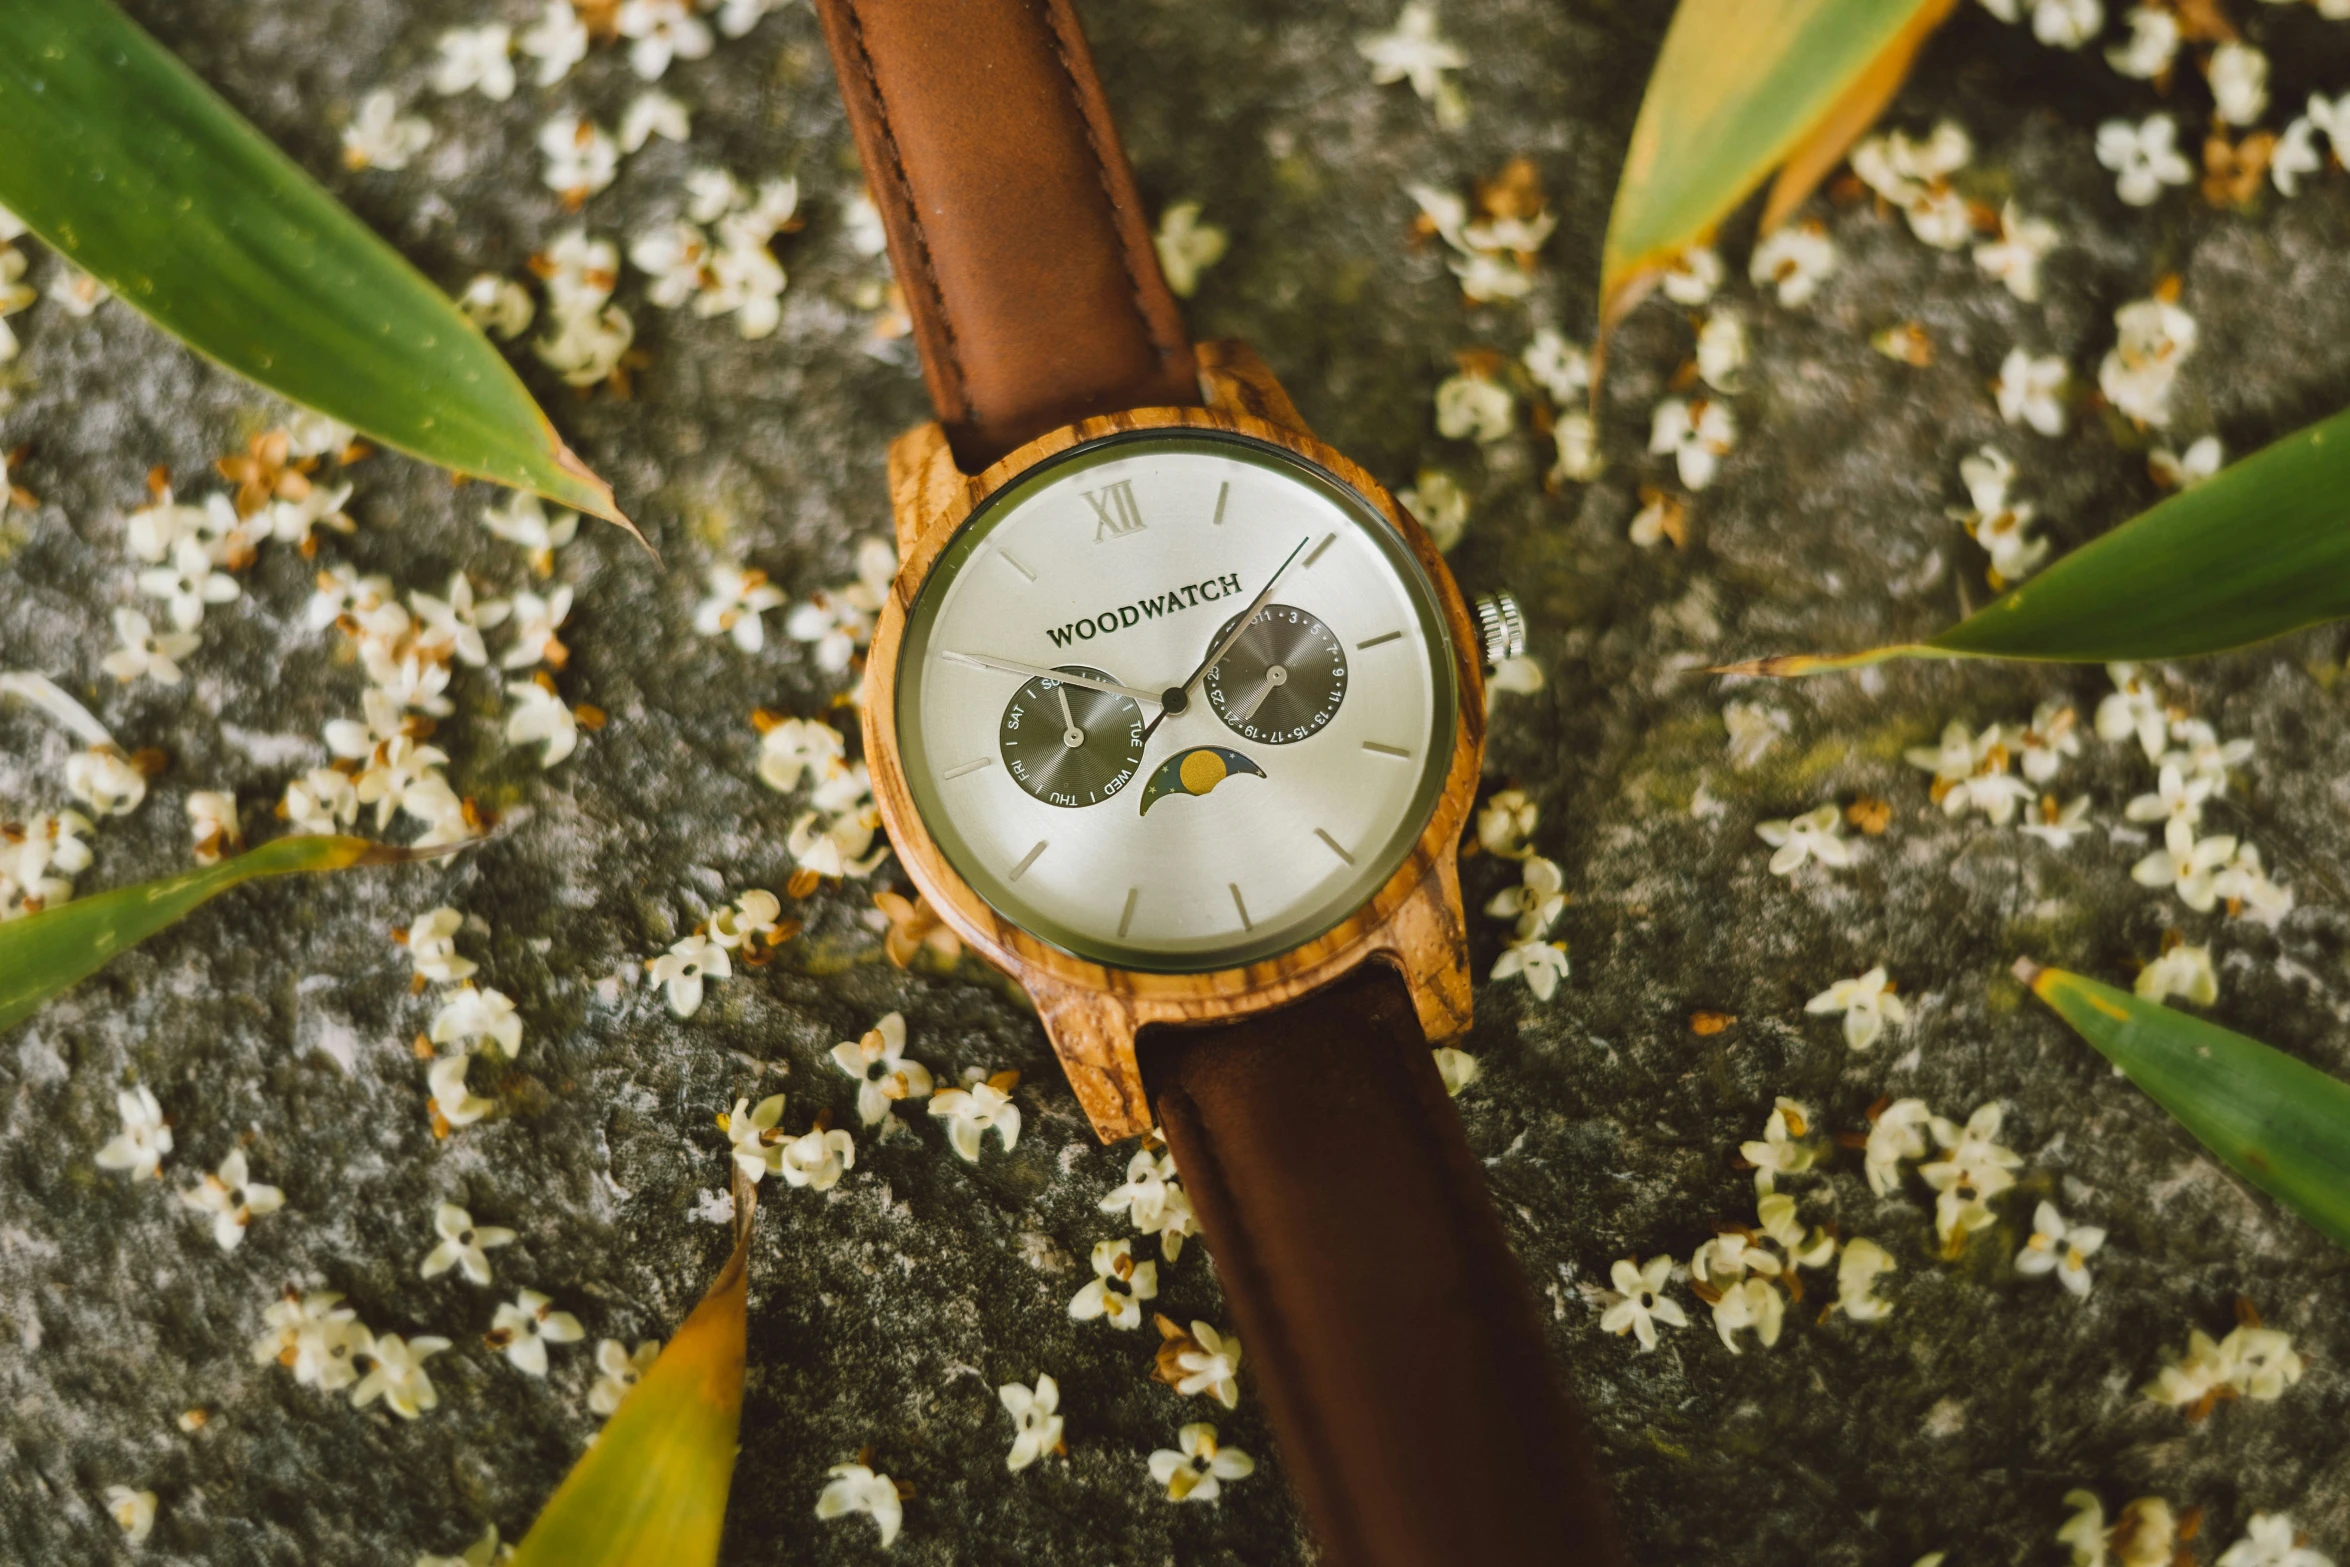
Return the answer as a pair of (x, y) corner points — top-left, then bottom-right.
(1201, 603), (1347, 745)
(997, 666), (1147, 807)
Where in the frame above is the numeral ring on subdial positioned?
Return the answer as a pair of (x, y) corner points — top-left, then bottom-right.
(996, 665), (1148, 807)
(1201, 603), (1347, 745)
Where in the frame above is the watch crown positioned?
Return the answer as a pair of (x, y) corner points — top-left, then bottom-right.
(1471, 591), (1527, 665)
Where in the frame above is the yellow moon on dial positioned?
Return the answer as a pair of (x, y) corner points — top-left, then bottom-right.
(1138, 745), (1266, 814)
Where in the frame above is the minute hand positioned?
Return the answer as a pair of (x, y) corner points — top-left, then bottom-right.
(938, 650), (1163, 705)
(1142, 535), (1309, 742)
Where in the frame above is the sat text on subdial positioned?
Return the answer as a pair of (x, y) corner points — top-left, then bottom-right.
(997, 665), (1146, 807)
(1201, 603), (1347, 745)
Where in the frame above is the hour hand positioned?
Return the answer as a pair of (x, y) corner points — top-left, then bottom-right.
(940, 649), (1163, 705)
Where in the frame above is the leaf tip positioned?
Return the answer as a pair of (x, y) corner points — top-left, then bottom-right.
(2011, 955), (2047, 990)
(551, 441), (657, 558)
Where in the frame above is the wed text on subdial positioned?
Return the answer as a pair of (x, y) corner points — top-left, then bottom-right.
(996, 665), (1146, 807)
(1201, 603), (1347, 745)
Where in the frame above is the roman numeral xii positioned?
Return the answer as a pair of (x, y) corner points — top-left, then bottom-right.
(1084, 479), (1146, 541)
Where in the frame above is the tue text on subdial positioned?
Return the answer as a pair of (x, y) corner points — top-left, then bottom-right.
(1201, 603), (1347, 745)
(996, 665), (1147, 807)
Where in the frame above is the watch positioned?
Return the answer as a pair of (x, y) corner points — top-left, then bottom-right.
(811, 1), (1625, 1561)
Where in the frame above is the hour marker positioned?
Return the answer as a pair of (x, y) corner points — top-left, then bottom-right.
(1314, 828), (1355, 865)
(1009, 840), (1048, 880)
(943, 757), (994, 780)
(1229, 883), (1253, 930)
(1083, 478), (1147, 540)
(1210, 480), (1229, 526)
(1302, 532), (1337, 568)
(1118, 886), (1138, 937)
(1361, 741), (1411, 758)
(999, 551), (1037, 582)
(1355, 630), (1403, 650)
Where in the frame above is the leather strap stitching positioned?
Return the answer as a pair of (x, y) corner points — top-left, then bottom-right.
(834, 0), (970, 418)
(1033, 0), (1186, 375)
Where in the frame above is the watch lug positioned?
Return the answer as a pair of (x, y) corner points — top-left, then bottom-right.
(1024, 980), (1153, 1142)
(1377, 851), (1475, 1045)
(885, 421), (970, 562)
(1196, 340), (1316, 440)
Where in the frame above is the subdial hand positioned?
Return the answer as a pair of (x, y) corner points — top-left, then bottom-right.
(1229, 664), (1287, 724)
(940, 649), (1163, 705)
(1055, 685), (1085, 749)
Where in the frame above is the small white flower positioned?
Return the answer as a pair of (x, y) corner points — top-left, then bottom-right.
(178, 1149), (283, 1251)
(1356, 1), (1467, 127)
(535, 300), (636, 387)
(632, 220), (711, 309)
(1597, 1255), (1688, 1350)
(536, 229), (620, 315)
(1153, 201), (1228, 298)
(1740, 1096), (1822, 1194)
(1648, 397), (1736, 490)
(1974, 202), (2059, 301)
(504, 680), (581, 768)
(96, 1085), (171, 1179)
(814, 1463), (902, 1547)
(758, 720), (846, 797)
(1700, 1273), (1786, 1354)
(1491, 937), (1569, 1000)
(708, 888), (783, 950)
(0, 245), (28, 363)
(501, 588), (574, 670)
(2131, 823), (2237, 911)
(252, 1289), (369, 1392)
(419, 1202), (517, 1286)
(1755, 803), (1852, 875)
(1722, 702), (1788, 770)
(1806, 967), (1908, 1051)
(2125, 760), (2212, 838)
(1001, 1375), (1064, 1470)
(829, 1012), (934, 1127)
(2020, 793), (2096, 849)
(430, 985), (524, 1059)
(1549, 411), (1602, 486)
(431, 25), (515, 102)
(1069, 1237), (1157, 1329)
(48, 267), (108, 317)
(1834, 1238), (1897, 1321)
(106, 1486), (158, 1545)
(2033, 0), (2103, 47)
(2217, 1514), (2334, 1567)
(694, 564), (786, 652)
(404, 907), (478, 985)
(2096, 662), (2172, 762)
(489, 1289), (585, 1377)
(1694, 311), (1746, 393)
(1435, 371), (1514, 443)
(539, 114), (620, 205)
(2208, 42), (2270, 127)
(412, 573), (510, 669)
(2097, 115), (2192, 205)
(1919, 1102), (2023, 1246)
(2017, 1200), (2106, 1296)
(278, 767), (353, 837)
(2274, 115), (2324, 196)
(1173, 1320), (1244, 1408)
(784, 539), (892, 672)
(429, 1054), (495, 1128)
(2106, 7), (2180, 79)
(589, 1338), (661, 1416)
(1433, 1046), (1481, 1096)
(930, 1072), (1021, 1162)
(2149, 435), (2223, 489)
(342, 91), (432, 172)
(617, 0), (713, 81)
(1148, 1423), (1255, 1503)
(651, 933), (731, 1018)
(1484, 854), (1565, 941)
(779, 1124), (856, 1190)
(619, 91), (691, 153)
(352, 1333), (451, 1420)
(716, 0), (783, 37)
(1100, 1147), (1179, 1230)
(519, 1), (590, 87)
(2137, 941), (2218, 1006)
(1661, 244), (1724, 305)
(66, 747), (148, 818)
(138, 536), (239, 631)
(1520, 328), (1591, 404)
(459, 275), (537, 341)
(1399, 468), (1469, 550)
(2016, 700), (2082, 784)
(722, 1093), (787, 1184)
(1995, 348), (2069, 436)
(1951, 445), (2048, 584)
(2099, 295), (2197, 427)
(1749, 221), (1837, 306)
(2214, 842), (2294, 924)
(100, 607), (201, 686)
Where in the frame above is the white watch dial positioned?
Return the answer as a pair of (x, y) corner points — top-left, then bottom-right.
(897, 431), (1458, 973)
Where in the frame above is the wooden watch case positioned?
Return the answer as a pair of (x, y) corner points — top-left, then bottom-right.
(860, 341), (1484, 1141)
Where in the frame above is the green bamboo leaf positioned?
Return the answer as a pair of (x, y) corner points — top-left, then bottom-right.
(1599, 0), (1954, 331)
(1719, 405), (2350, 677)
(2018, 959), (2350, 1253)
(0, 0), (636, 538)
(511, 1185), (753, 1567)
(0, 835), (450, 1033)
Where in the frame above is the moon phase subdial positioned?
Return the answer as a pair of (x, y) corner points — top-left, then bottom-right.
(1202, 603), (1347, 745)
(997, 666), (1146, 807)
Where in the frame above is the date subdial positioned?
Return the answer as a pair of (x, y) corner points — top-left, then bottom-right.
(1201, 603), (1347, 745)
(998, 665), (1147, 807)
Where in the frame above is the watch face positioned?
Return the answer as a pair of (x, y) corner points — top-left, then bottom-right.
(896, 430), (1459, 973)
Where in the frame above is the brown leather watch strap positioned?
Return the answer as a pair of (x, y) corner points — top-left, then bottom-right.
(1144, 965), (1626, 1567)
(812, 0), (1202, 472)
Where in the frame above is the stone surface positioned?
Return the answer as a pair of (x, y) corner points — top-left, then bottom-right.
(3, 1), (2350, 1564)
